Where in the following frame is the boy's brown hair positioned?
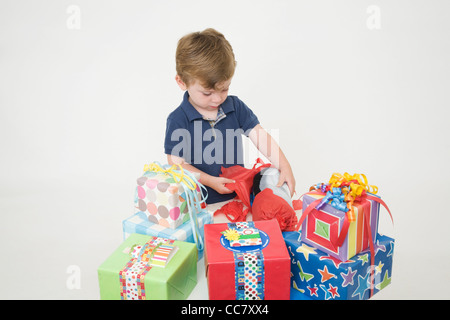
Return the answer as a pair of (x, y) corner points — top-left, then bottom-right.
(176, 28), (236, 90)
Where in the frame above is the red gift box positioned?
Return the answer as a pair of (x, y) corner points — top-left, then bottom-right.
(204, 219), (290, 300)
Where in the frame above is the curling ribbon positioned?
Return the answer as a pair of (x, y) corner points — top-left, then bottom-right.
(329, 172), (378, 195)
(313, 173), (380, 223)
(316, 188), (348, 212)
(143, 162), (197, 191)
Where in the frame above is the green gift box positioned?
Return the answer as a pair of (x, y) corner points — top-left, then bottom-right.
(98, 233), (197, 300)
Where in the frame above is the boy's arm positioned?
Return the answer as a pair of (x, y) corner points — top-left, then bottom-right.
(248, 124), (296, 197)
(166, 154), (235, 194)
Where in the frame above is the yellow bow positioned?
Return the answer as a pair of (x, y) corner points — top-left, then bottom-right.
(143, 163), (197, 191)
(329, 172), (378, 196)
(328, 172), (378, 222)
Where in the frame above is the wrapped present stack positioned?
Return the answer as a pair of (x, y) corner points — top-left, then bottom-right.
(97, 159), (395, 301)
(98, 162), (212, 300)
(284, 173), (394, 300)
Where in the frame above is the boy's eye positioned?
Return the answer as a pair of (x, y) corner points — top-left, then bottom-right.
(202, 88), (228, 96)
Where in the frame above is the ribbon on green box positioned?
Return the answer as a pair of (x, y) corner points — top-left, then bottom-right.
(119, 237), (176, 300)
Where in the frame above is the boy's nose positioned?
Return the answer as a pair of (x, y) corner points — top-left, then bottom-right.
(211, 93), (224, 104)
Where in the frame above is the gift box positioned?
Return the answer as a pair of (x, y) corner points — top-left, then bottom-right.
(98, 233), (197, 300)
(204, 219), (291, 300)
(300, 192), (380, 262)
(283, 231), (394, 300)
(290, 287), (313, 300)
(135, 163), (206, 229)
(122, 210), (213, 260)
(298, 173), (393, 262)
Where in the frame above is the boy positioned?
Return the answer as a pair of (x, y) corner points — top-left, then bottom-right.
(164, 28), (295, 204)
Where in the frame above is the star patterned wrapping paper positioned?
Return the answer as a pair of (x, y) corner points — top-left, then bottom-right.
(283, 231), (394, 300)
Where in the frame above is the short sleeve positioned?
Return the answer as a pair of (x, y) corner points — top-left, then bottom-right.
(232, 96), (260, 135)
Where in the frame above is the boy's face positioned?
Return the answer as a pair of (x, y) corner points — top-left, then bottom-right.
(176, 75), (231, 114)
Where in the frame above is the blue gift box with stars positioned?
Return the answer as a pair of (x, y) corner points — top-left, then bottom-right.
(283, 231), (394, 300)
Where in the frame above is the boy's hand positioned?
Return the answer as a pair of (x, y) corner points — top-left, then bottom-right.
(248, 124), (296, 198)
(209, 177), (236, 194)
(277, 166), (296, 198)
(167, 155), (235, 194)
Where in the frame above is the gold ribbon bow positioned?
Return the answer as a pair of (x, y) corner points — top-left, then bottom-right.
(328, 172), (378, 222)
(329, 173), (378, 196)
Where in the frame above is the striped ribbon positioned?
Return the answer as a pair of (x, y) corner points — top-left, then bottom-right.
(119, 237), (176, 300)
(228, 222), (265, 300)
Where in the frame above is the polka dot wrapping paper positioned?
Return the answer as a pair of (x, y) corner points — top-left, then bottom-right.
(234, 251), (265, 300)
(134, 168), (205, 230)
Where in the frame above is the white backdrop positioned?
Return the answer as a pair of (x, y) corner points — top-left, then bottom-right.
(1, 0), (449, 299)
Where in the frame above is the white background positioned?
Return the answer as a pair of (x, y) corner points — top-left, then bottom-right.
(1, 0), (449, 300)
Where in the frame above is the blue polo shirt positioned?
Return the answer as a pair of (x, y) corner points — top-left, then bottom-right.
(164, 91), (260, 204)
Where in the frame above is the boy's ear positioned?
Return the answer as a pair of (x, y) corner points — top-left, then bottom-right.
(175, 74), (187, 90)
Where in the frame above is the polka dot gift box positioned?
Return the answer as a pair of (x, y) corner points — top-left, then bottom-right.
(134, 162), (207, 230)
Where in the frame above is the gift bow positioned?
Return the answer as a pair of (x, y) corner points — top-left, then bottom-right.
(316, 187), (348, 212)
(318, 173), (380, 222)
(329, 172), (378, 196)
(143, 162), (197, 191)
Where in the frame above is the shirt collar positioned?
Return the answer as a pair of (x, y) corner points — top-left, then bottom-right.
(180, 91), (235, 122)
